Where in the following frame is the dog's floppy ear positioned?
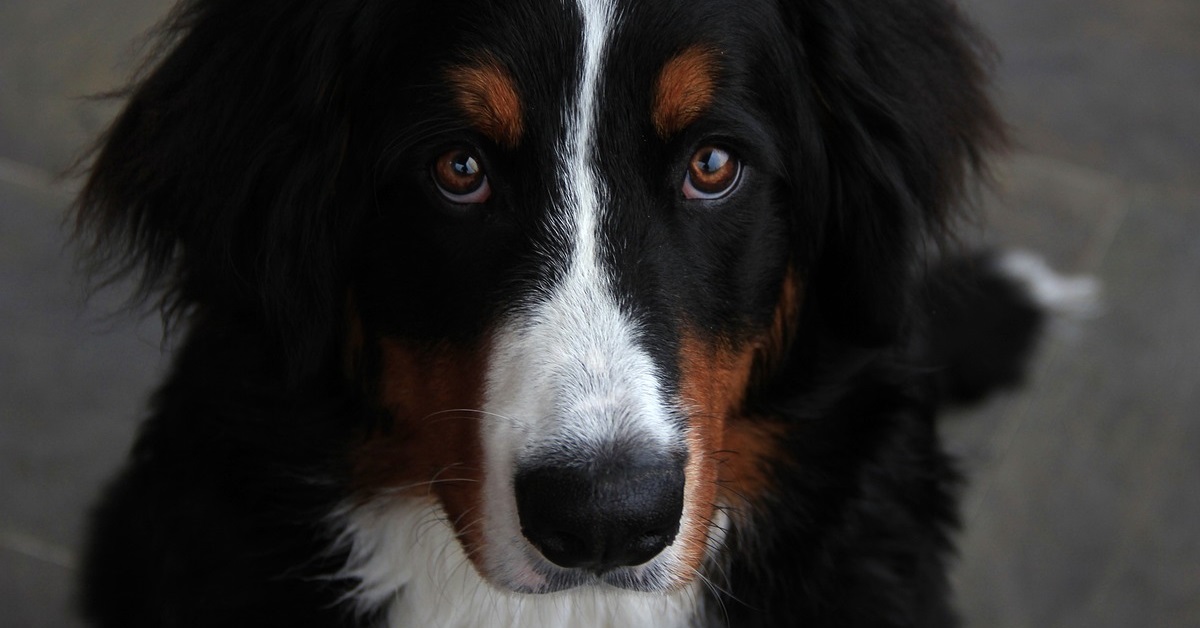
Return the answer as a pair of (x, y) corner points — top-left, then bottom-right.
(75, 0), (356, 375)
(779, 0), (1004, 345)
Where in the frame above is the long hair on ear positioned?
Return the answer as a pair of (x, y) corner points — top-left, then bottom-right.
(73, 0), (359, 379)
(778, 0), (1006, 346)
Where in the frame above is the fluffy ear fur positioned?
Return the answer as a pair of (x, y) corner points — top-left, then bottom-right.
(74, 0), (357, 376)
(779, 0), (1004, 345)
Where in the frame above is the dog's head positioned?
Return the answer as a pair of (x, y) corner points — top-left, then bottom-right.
(77, 0), (999, 596)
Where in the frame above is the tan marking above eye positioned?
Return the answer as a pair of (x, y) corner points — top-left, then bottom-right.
(653, 46), (718, 138)
(446, 56), (524, 148)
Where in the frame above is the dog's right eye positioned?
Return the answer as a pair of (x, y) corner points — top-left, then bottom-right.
(432, 149), (492, 204)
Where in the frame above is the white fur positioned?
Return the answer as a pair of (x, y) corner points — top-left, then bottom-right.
(336, 499), (705, 628)
(996, 250), (1103, 318)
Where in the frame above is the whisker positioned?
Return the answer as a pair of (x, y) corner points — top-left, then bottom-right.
(691, 566), (735, 625)
(415, 407), (532, 430)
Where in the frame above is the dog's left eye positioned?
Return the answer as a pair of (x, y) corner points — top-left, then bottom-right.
(682, 146), (741, 200)
(432, 149), (492, 204)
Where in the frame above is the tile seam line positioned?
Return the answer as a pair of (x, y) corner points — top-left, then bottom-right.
(0, 525), (78, 570)
(1012, 150), (1126, 189)
(0, 156), (76, 200)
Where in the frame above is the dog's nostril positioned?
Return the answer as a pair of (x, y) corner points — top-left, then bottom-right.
(514, 459), (685, 572)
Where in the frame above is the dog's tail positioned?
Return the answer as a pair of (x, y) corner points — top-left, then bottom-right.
(922, 250), (1100, 406)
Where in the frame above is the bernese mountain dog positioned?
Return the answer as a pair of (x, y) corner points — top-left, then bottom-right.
(74, 0), (1048, 625)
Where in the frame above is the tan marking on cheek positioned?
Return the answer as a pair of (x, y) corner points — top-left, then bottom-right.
(446, 56), (524, 148)
(675, 271), (801, 568)
(719, 417), (788, 505)
(676, 333), (756, 571)
(351, 339), (489, 562)
(652, 46), (718, 139)
(728, 270), (802, 502)
(756, 266), (803, 379)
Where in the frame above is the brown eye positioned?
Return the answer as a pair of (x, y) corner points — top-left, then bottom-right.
(432, 149), (491, 203)
(682, 146), (741, 200)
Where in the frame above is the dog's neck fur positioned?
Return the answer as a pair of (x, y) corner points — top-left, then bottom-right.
(335, 498), (706, 628)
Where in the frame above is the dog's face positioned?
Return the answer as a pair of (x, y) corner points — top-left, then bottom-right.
(79, 0), (998, 603)
(348, 0), (799, 594)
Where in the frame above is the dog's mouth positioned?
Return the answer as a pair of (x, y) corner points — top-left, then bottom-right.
(348, 276), (780, 596)
(347, 335), (728, 597)
(494, 547), (677, 594)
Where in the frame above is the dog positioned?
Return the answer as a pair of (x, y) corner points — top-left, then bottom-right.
(74, 0), (1047, 625)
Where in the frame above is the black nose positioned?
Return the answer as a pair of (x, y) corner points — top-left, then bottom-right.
(514, 458), (685, 573)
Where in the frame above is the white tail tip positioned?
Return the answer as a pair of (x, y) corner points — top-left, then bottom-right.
(996, 250), (1103, 319)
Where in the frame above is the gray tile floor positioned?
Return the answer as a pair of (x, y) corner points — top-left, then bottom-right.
(1, 1), (1196, 626)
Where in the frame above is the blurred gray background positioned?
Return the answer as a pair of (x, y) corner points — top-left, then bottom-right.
(1, 1), (1197, 626)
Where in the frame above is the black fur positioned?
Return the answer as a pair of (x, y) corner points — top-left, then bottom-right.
(926, 253), (1046, 405)
(74, 0), (1036, 626)
(81, 320), (362, 627)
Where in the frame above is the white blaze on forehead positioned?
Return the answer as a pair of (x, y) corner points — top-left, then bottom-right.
(484, 0), (676, 466)
(570, 0), (615, 272)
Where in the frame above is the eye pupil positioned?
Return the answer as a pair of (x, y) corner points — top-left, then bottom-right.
(453, 154), (479, 176)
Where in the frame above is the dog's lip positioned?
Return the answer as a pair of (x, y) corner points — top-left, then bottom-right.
(500, 569), (659, 595)
(490, 544), (677, 594)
